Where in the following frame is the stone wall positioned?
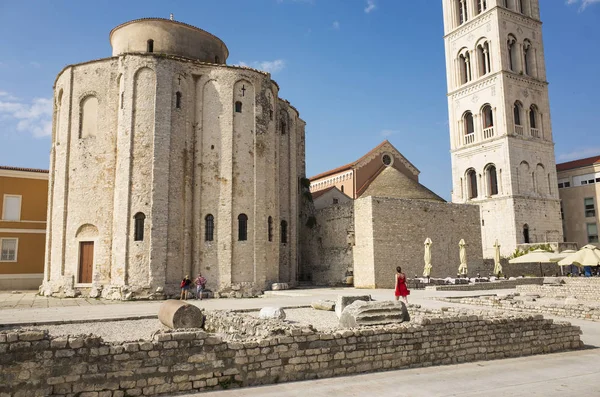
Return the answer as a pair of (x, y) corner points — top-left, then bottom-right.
(301, 203), (354, 286)
(426, 277), (544, 291)
(0, 312), (581, 396)
(517, 278), (600, 301)
(354, 197), (483, 288)
(440, 296), (600, 322)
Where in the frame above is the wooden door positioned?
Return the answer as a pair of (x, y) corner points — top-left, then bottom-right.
(78, 242), (94, 284)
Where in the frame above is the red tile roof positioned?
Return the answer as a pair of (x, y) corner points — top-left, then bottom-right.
(310, 186), (336, 200)
(0, 165), (49, 174)
(556, 155), (600, 172)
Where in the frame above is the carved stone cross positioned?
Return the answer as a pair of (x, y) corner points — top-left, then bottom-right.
(241, 85), (246, 97)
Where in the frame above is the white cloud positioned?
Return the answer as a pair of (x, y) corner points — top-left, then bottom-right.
(364, 0), (377, 13)
(0, 93), (52, 138)
(557, 147), (600, 162)
(380, 129), (398, 137)
(566, 0), (600, 11)
(332, 20), (340, 30)
(235, 59), (286, 74)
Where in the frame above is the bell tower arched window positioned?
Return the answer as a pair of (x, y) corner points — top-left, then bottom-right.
(523, 224), (530, 244)
(477, 42), (491, 76)
(459, 51), (472, 85)
(508, 35), (517, 72)
(464, 112), (475, 135)
(176, 92), (182, 109)
(467, 169), (478, 199)
(529, 106), (537, 129)
(523, 40), (532, 76)
(205, 214), (214, 242)
(134, 212), (146, 242)
(487, 165), (498, 196)
(268, 216), (273, 242)
(482, 105), (494, 128)
(147, 39), (154, 53)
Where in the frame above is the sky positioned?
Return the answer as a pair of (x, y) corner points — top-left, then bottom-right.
(0, 0), (599, 200)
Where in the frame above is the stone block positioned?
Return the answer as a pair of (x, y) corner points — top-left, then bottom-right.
(259, 307), (286, 320)
(311, 300), (335, 311)
(158, 300), (204, 329)
(335, 295), (371, 318)
(272, 283), (289, 291)
(339, 300), (410, 328)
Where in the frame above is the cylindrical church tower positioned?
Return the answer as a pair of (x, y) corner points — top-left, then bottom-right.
(42, 18), (306, 299)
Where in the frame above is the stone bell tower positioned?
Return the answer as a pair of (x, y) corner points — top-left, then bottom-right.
(441, 0), (563, 258)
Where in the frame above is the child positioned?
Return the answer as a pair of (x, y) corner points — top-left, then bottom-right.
(194, 273), (207, 300)
(180, 275), (191, 300)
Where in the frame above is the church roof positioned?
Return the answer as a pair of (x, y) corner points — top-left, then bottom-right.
(311, 186), (337, 200)
(358, 166), (445, 202)
(309, 140), (419, 181)
(556, 155), (600, 172)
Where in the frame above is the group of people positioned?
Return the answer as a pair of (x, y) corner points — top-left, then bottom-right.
(180, 274), (207, 300)
(178, 267), (411, 303)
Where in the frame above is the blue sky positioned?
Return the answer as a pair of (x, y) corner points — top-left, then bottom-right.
(0, 0), (599, 200)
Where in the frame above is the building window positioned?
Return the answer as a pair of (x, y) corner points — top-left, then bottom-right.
(134, 212), (145, 242)
(215, 56), (220, 64)
(269, 109), (273, 121)
(523, 40), (532, 76)
(382, 154), (392, 166)
(529, 105), (538, 129)
(588, 223), (599, 244)
(459, 52), (471, 84)
(487, 165), (498, 196)
(268, 216), (273, 242)
(281, 220), (288, 244)
(205, 214), (214, 242)
(477, 0), (487, 14)
(585, 198), (596, 218)
(0, 238), (17, 262)
(514, 102), (522, 126)
(79, 95), (98, 138)
(482, 105), (494, 128)
(2, 195), (21, 221)
(341, 185), (345, 193)
(508, 36), (517, 72)
(333, 198), (339, 204)
(523, 224), (530, 244)
(457, 0), (468, 25)
(477, 42), (491, 76)
(235, 101), (242, 113)
(238, 214), (248, 241)
(467, 169), (478, 199)
(147, 39), (154, 53)
(280, 121), (287, 135)
(176, 92), (182, 109)
(464, 112), (475, 135)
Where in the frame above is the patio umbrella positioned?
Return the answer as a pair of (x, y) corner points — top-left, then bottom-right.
(458, 239), (468, 276)
(558, 245), (600, 268)
(493, 239), (502, 276)
(423, 238), (433, 277)
(508, 249), (563, 276)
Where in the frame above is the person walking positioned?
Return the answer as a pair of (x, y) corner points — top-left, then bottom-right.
(394, 266), (410, 304)
(180, 275), (192, 300)
(194, 273), (207, 300)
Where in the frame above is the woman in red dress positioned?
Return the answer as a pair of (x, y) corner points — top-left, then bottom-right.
(394, 266), (410, 304)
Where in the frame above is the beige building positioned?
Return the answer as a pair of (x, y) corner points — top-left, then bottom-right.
(42, 18), (305, 299)
(0, 166), (48, 290)
(557, 156), (600, 248)
(443, 0), (563, 258)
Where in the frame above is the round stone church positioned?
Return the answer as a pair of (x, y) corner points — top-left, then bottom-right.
(41, 18), (305, 299)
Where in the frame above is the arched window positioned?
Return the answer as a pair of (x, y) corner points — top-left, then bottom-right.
(281, 220), (288, 244)
(176, 92), (182, 109)
(457, 0), (468, 25)
(477, 42), (491, 76)
(482, 105), (494, 128)
(523, 40), (532, 76)
(467, 169), (478, 199)
(459, 52), (471, 85)
(134, 212), (146, 242)
(268, 216), (273, 242)
(79, 96), (98, 139)
(523, 224), (530, 244)
(514, 102), (522, 126)
(280, 121), (287, 135)
(487, 165), (499, 196)
(238, 214), (248, 241)
(235, 101), (242, 113)
(205, 214), (214, 242)
(464, 112), (475, 135)
(507, 36), (517, 72)
(519, 0), (525, 14)
(147, 39), (154, 53)
(215, 56), (220, 64)
(529, 105), (538, 136)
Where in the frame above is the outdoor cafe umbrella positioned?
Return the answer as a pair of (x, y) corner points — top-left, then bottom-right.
(423, 238), (433, 277)
(458, 239), (468, 276)
(508, 249), (564, 277)
(493, 239), (502, 276)
(558, 245), (600, 268)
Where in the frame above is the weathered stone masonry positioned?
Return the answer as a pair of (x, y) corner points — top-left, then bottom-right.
(0, 312), (582, 397)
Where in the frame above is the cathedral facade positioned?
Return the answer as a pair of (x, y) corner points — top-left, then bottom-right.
(41, 18), (305, 299)
(442, 0), (563, 258)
